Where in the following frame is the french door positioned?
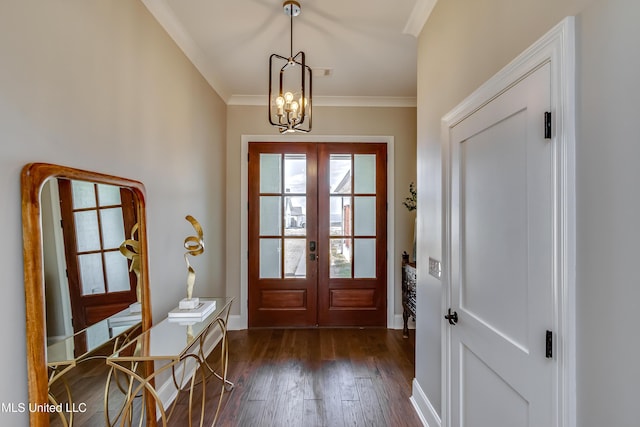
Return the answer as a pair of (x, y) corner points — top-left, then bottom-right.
(58, 179), (138, 334)
(248, 142), (387, 327)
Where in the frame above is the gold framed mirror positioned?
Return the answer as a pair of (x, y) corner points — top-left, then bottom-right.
(21, 163), (151, 427)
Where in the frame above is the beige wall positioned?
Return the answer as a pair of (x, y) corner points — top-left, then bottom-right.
(226, 105), (417, 318)
(0, 1), (226, 424)
(416, 0), (640, 425)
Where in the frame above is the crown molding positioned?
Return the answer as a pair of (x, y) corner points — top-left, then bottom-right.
(227, 95), (416, 108)
(403, 0), (438, 38)
(140, 0), (230, 101)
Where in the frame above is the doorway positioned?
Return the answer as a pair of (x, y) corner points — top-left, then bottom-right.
(248, 142), (387, 327)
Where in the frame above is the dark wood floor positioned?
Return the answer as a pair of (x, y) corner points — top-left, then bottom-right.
(179, 328), (423, 427)
(50, 328), (422, 426)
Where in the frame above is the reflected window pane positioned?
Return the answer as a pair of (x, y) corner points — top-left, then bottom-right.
(104, 251), (131, 292)
(284, 196), (307, 236)
(260, 196), (281, 236)
(72, 181), (96, 209)
(330, 196), (352, 236)
(330, 154), (352, 194)
(97, 184), (122, 206)
(354, 239), (376, 278)
(354, 197), (376, 236)
(354, 154), (376, 193)
(260, 154), (282, 193)
(330, 238), (352, 278)
(259, 239), (281, 279)
(79, 253), (106, 295)
(284, 239), (306, 278)
(74, 211), (101, 252)
(284, 154), (307, 194)
(100, 208), (125, 249)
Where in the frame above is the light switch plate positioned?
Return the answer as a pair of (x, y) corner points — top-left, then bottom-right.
(429, 257), (442, 279)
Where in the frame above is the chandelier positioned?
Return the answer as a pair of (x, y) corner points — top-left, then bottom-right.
(268, 0), (312, 133)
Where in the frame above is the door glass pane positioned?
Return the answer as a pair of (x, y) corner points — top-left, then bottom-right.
(330, 238), (352, 278)
(74, 211), (101, 252)
(330, 196), (352, 236)
(259, 239), (281, 278)
(79, 253), (106, 295)
(284, 154), (307, 193)
(354, 238), (376, 278)
(354, 197), (376, 236)
(284, 239), (306, 278)
(330, 154), (352, 194)
(104, 251), (131, 292)
(260, 196), (281, 236)
(260, 154), (282, 193)
(284, 196), (306, 236)
(71, 181), (96, 209)
(97, 184), (122, 206)
(354, 154), (376, 193)
(100, 207), (125, 248)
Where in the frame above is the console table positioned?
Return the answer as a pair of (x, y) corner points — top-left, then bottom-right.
(401, 252), (416, 338)
(106, 297), (233, 427)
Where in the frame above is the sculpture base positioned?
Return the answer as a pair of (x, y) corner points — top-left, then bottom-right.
(129, 302), (142, 313)
(179, 298), (200, 310)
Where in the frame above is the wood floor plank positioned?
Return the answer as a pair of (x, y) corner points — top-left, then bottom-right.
(341, 399), (366, 427)
(355, 377), (389, 426)
(302, 399), (324, 427)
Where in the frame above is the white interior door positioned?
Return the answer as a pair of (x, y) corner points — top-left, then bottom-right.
(448, 62), (557, 426)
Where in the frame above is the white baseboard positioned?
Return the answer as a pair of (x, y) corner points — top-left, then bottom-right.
(154, 327), (224, 419)
(393, 313), (416, 331)
(411, 378), (441, 427)
(227, 314), (245, 331)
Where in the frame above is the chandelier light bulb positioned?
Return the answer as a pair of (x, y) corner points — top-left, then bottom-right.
(291, 101), (299, 112)
(284, 92), (294, 103)
(276, 96), (285, 107)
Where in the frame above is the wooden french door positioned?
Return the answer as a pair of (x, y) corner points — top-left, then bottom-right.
(248, 142), (387, 327)
(58, 179), (138, 334)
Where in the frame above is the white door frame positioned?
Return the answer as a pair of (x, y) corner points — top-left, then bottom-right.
(441, 17), (576, 427)
(234, 135), (396, 330)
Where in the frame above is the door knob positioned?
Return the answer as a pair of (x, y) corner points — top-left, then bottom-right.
(444, 308), (458, 325)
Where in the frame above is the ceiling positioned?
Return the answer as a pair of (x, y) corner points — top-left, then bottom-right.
(141, 0), (436, 107)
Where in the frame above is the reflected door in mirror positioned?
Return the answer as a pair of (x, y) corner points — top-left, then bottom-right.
(58, 179), (138, 338)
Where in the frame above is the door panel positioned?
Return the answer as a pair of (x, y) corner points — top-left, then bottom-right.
(248, 143), (318, 327)
(248, 142), (387, 327)
(317, 143), (387, 326)
(449, 63), (555, 426)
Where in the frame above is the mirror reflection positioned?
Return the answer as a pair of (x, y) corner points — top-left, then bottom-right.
(42, 178), (141, 357)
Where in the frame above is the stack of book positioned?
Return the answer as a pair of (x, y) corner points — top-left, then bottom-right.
(168, 300), (216, 321)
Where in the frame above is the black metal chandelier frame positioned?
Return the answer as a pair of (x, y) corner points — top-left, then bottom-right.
(268, 0), (312, 133)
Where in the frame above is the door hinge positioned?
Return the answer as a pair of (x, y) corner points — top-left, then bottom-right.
(545, 330), (553, 358)
(544, 112), (552, 139)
